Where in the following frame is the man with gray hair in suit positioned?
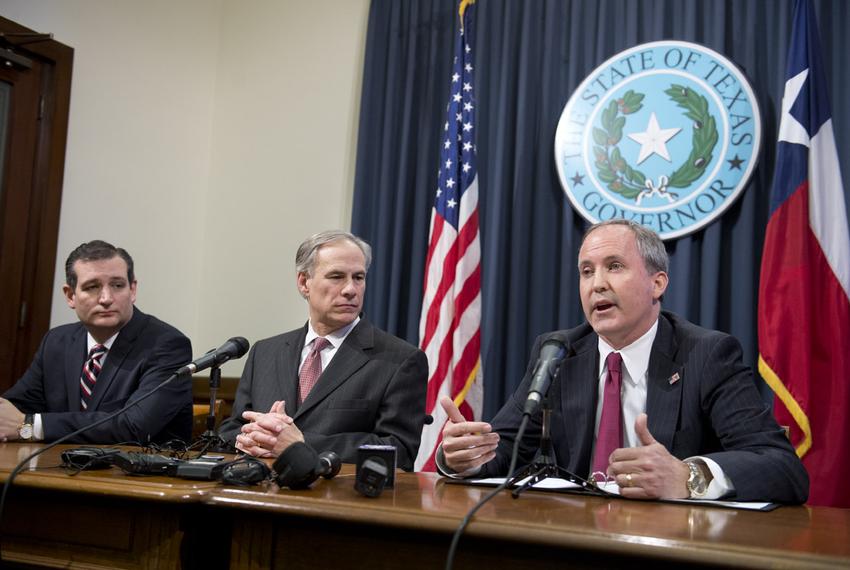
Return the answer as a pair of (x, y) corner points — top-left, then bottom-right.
(218, 230), (428, 470)
(438, 220), (808, 503)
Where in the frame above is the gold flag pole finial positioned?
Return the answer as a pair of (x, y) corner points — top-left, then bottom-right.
(459, 0), (475, 31)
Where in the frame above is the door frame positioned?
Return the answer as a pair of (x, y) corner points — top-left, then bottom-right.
(0, 16), (73, 391)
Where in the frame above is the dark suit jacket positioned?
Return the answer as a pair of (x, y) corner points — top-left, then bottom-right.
(4, 307), (193, 443)
(480, 311), (809, 503)
(218, 319), (428, 470)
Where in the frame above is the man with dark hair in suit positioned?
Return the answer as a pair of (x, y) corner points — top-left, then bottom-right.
(438, 220), (808, 503)
(0, 240), (193, 443)
(218, 230), (428, 471)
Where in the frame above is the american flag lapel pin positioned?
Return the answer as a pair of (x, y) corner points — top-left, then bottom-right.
(669, 372), (680, 385)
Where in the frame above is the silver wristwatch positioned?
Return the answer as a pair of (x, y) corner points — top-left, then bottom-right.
(685, 460), (708, 498)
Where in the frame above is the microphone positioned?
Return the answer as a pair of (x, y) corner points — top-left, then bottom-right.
(355, 458), (389, 498)
(522, 334), (569, 416)
(176, 337), (250, 376)
(316, 450), (342, 480)
(273, 442), (341, 489)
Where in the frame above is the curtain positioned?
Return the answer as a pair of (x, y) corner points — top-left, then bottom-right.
(352, 0), (850, 419)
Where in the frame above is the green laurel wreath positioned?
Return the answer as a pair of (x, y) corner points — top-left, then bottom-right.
(593, 90), (647, 199)
(592, 85), (719, 200)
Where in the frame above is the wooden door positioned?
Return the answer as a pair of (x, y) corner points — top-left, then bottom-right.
(0, 17), (73, 392)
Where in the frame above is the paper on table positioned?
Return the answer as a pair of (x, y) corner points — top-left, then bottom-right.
(464, 476), (774, 511)
(467, 475), (619, 493)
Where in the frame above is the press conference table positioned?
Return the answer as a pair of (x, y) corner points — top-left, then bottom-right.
(1, 444), (848, 569)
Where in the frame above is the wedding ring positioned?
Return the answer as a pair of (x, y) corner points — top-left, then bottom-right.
(625, 473), (633, 487)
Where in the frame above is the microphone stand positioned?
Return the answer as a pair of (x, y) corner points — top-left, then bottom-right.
(507, 397), (608, 498)
(193, 364), (228, 454)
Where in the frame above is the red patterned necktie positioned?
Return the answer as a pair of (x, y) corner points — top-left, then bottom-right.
(592, 351), (623, 475)
(80, 344), (107, 411)
(298, 337), (330, 404)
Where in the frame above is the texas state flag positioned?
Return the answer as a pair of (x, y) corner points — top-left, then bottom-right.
(758, 0), (850, 507)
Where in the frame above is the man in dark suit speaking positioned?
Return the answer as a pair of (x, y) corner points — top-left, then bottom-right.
(438, 220), (808, 504)
(0, 240), (192, 444)
(218, 230), (428, 471)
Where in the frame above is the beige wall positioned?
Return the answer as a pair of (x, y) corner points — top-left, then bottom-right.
(0, 0), (370, 376)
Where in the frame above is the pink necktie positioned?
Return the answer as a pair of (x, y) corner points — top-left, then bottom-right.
(80, 344), (107, 411)
(298, 337), (330, 403)
(592, 351), (623, 475)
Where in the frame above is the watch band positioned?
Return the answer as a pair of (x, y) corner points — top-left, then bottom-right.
(19, 413), (35, 441)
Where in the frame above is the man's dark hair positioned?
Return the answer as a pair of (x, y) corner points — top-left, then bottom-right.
(65, 240), (135, 289)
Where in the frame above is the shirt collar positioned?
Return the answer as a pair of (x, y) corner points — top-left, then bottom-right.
(87, 331), (119, 352)
(597, 319), (659, 386)
(305, 316), (361, 349)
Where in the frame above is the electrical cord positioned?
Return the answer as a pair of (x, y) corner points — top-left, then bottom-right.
(444, 414), (530, 570)
(0, 372), (179, 560)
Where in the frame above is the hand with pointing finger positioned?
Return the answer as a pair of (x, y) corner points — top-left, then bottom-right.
(607, 413), (691, 499)
(439, 395), (500, 475)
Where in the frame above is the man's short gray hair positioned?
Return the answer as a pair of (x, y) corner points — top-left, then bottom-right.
(295, 230), (372, 276)
(582, 219), (668, 274)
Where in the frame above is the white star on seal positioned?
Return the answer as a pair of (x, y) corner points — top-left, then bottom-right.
(627, 112), (681, 164)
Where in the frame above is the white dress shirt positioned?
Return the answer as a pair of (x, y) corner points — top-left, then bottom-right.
(300, 317), (360, 372)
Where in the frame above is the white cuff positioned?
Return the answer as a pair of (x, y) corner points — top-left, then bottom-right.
(33, 413), (45, 441)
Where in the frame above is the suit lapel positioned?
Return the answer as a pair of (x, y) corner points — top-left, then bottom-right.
(295, 320), (370, 419)
(65, 325), (88, 411)
(89, 309), (145, 410)
(558, 332), (599, 475)
(280, 326), (307, 414)
(645, 314), (683, 451)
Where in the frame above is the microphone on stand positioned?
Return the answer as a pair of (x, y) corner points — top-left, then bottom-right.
(176, 337), (250, 376)
(522, 333), (569, 416)
(178, 337), (250, 453)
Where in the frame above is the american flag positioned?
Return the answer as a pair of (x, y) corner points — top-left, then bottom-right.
(758, 0), (850, 507)
(415, 0), (483, 472)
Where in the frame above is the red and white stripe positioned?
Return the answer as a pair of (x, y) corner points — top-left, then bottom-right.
(415, 177), (483, 471)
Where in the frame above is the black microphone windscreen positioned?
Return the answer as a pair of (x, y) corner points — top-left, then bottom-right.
(539, 336), (568, 359)
(523, 333), (570, 417)
(273, 442), (319, 489)
(228, 336), (250, 358)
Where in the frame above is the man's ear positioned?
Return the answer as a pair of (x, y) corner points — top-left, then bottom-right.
(62, 284), (76, 309)
(652, 271), (669, 301)
(129, 280), (138, 304)
(296, 272), (309, 299)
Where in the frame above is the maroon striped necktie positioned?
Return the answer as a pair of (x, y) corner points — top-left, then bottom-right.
(298, 337), (330, 404)
(80, 344), (107, 411)
(592, 351), (623, 475)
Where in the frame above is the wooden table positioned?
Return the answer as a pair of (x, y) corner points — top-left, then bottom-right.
(0, 443), (219, 569)
(2, 443), (849, 569)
